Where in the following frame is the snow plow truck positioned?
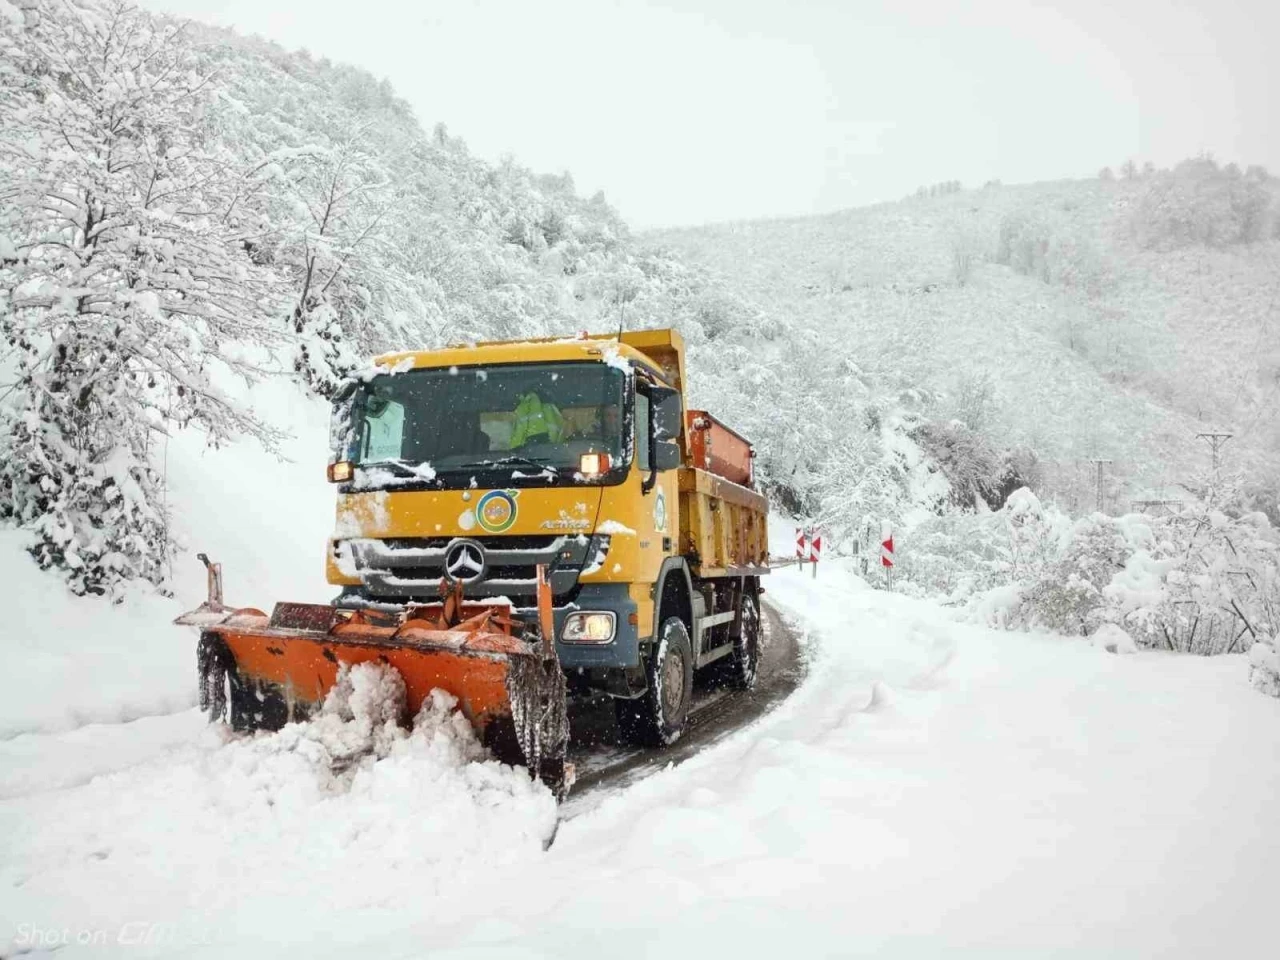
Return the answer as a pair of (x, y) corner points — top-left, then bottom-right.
(177, 329), (769, 797)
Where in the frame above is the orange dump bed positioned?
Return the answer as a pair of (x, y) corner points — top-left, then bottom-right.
(686, 410), (754, 487)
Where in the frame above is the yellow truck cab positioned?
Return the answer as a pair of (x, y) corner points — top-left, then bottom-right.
(325, 329), (769, 744)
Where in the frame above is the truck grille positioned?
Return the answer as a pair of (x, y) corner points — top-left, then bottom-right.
(343, 534), (610, 605)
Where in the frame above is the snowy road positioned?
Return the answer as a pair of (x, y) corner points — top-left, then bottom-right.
(3, 561), (1278, 958)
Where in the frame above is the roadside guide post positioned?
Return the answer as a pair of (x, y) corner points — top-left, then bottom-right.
(809, 531), (822, 579)
(881, 521), (895, 590)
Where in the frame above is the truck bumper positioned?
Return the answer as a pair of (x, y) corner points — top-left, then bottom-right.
(540, 583), (643, 671)
(513, 583), (649, 698)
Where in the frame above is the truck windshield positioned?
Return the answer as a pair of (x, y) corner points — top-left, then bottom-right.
(335, 361), (627, 478)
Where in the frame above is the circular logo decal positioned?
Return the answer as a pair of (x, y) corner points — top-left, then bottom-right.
(654, 488), (667, 533)
(475, 490), (518, 533)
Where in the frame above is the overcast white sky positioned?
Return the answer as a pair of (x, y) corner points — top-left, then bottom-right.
(140, 0), (1279, 230)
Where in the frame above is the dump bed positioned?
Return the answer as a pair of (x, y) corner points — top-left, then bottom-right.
(677, 468), (769, 578)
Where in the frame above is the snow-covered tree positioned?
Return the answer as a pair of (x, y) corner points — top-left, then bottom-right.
(0, 0), (281, 593)
(264, 134), (398, 395)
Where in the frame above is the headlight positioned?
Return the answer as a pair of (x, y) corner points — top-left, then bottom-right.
(562, 611), (616, 643)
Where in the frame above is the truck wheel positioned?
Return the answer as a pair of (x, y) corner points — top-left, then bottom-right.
(228, 671), (290, 732)
(227, 669), (256, 731)
(615, 617), (693, 747)
(728, 591), (762, 691)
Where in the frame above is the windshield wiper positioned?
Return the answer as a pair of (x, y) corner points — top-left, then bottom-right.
(360, 460), (437, 480)
(458, 455), (559, 474)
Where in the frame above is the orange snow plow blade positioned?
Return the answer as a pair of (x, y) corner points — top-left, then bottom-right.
(176, 556), (571, 796)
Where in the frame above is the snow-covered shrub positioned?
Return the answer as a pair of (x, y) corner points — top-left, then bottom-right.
(1248, 637), (1280, 697)
(1016, 514), (1134, 635)
(1108, 509), (1280, 655)
(1003, 487), (1065, 583)
(896, 511), (1010, 600)
(898, 487), (1066, 602)
(1, 387), (170, 593)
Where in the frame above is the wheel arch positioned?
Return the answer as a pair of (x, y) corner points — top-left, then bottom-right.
(653, 557), (695, 639)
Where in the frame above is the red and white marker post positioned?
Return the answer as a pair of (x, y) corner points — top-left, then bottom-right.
(794, 526), (823, 576)
(809, 531), (822, 578)
(880, 521), (895, 589)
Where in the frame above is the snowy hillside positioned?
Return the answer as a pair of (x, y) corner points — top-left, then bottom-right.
(651, 170), (1280, 515)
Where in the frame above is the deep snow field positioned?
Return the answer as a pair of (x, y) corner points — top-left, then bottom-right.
(2, 383), (1278, 958)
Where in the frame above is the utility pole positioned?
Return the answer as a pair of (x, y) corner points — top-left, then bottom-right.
(1088, 458), (1112, 513)
(1195, 432), (1233, 479)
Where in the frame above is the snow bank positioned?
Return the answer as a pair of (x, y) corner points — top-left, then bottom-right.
(0, 664), (556, 947)
(0, 529), (194, 738)
(0, 377), (333, 738)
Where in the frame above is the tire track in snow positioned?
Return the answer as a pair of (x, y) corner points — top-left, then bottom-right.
(561, 601), (806, 815)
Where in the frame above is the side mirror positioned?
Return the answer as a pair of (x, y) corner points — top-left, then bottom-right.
(648, 386), (683, 473)
(650, 386), (682, 442)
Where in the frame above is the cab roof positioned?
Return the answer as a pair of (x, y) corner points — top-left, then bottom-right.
(373, 329), (684, 390)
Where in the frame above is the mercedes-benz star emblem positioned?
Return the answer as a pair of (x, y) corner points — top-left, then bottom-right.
(442, 539), (487, 585)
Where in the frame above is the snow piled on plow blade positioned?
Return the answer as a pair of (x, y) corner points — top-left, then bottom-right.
(0, 663), (556, 945)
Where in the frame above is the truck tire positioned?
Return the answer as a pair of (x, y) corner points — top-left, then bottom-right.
(727, 590), (761, 691)
(228, 670), (291, 732)
(615, 617), (693, 747)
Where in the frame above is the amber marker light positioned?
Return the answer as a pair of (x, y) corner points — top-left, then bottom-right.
(327, 460), (354, 483)
(579, 452), (612, 476)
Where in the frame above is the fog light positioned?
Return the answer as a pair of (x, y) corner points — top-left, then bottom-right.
(327, 460), (353, 483)
(562, 611), (616, 643)
(579, 452), (611, 477)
